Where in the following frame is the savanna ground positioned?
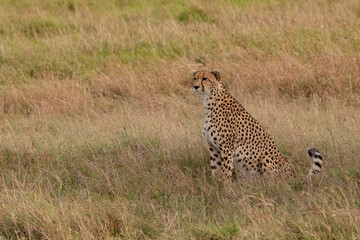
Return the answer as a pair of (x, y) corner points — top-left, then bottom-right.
(0, 0), (360, 239)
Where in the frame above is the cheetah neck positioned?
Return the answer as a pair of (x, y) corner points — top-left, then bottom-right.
(201, 86), (229, 115)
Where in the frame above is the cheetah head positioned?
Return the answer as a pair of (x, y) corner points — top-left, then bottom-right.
(192, 70), (222, 95)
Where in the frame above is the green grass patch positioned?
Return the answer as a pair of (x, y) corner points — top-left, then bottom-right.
(178, 6), (209, 23)
(192, 222), (240, 239)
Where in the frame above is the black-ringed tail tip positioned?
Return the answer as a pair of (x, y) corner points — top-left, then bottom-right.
(306, 148), (323, 179)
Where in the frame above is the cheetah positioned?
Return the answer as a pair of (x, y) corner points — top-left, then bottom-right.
(192, 70), (323, 182)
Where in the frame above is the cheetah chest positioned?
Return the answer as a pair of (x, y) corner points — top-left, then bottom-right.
(202, 115), (220, 150)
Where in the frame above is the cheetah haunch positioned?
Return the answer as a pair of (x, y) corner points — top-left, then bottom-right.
(192, 70), (323, 182)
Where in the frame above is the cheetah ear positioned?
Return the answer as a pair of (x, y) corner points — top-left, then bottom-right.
(192, 70), (198, 76)
(211, 70), (220, 81)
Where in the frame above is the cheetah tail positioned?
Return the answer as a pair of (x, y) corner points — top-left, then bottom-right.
(306, 148), (323, 180)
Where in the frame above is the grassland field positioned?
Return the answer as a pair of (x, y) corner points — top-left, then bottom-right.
(0, 0), (360, 239)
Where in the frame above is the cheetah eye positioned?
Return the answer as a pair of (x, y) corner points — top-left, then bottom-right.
(193, 78), (196, 81)
(202, 77), (207, 81)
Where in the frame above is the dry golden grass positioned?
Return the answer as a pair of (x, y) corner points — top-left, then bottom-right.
(1, 0), (360, 239)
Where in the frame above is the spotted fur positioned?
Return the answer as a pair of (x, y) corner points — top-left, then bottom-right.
(192, 70), (323, 182)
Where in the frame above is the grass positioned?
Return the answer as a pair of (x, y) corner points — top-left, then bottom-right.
(0, 0), (360, 239)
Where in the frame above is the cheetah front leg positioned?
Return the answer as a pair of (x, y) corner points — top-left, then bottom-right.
(208, 144), (222, 177)
(219, 144), (234, 182)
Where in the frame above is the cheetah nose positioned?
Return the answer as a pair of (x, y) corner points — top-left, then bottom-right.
(194, 86), (200, 90)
